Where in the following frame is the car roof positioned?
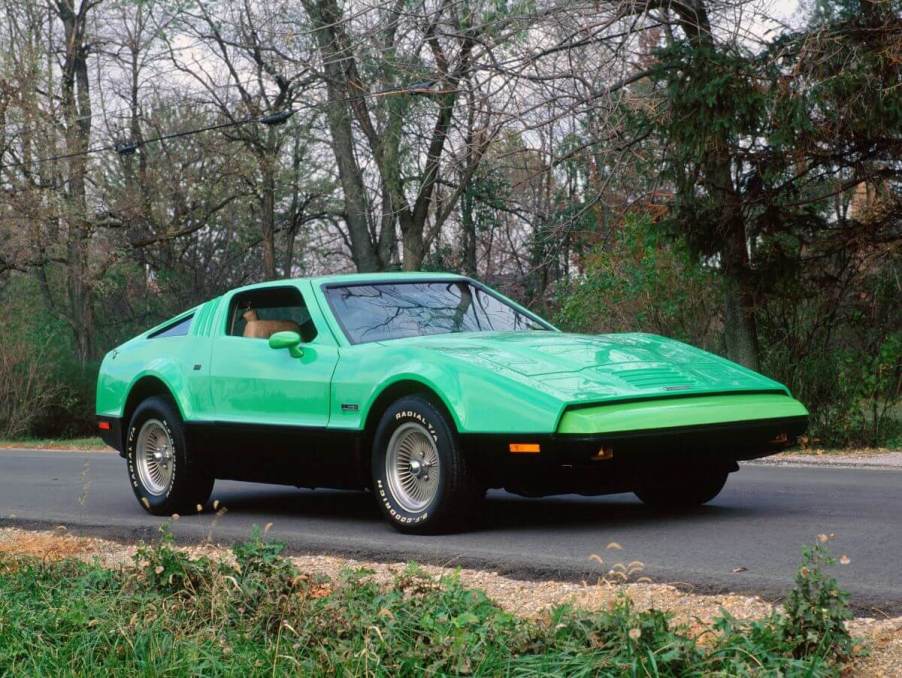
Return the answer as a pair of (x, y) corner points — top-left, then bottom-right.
(228, 271), (469, 295)
(312, 271), (468, 286)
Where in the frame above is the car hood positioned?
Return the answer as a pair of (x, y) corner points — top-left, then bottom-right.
(387, 331), (787, 404)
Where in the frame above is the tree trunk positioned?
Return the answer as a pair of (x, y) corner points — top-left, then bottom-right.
(304, 0), (473, 272)
(399, 87), (466, 270)
(124, 33), (151, 297)
(303, 0), (383, 272)
(460, 183), (477, 277)
(721, 216), (760, 370)
(282, 137), (304, 277)
(57, 0), (95, 364)
(399, 213), (424, 271)
(259, 142), (277, 280)
(672, 0), (760, 370)
(460, 91), (478, 277)
(723, 278), (760, 370)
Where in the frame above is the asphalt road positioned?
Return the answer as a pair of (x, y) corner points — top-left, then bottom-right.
(1, 450), (899, 615)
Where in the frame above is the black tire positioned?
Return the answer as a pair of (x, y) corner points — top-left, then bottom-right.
(634, 468), (728, 509)
(371, 395), (481, 534)
(125, 396), (213, 516)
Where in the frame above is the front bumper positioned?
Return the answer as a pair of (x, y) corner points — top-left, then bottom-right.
(557, 393), (809, 435)
(460, 413), (808, 496)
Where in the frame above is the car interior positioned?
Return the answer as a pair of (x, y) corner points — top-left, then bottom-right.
(227, 287), (318, 342)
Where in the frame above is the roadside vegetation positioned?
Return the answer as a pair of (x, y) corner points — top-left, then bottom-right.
(555, 216), (901, 450)
(0, 528), (857, 676)
(0, 436), (106, 450)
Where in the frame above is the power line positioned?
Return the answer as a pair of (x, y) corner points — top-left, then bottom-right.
(0, 113), (273, 173)
(0, 81), (443, 173)
(1, 110), (303, 172)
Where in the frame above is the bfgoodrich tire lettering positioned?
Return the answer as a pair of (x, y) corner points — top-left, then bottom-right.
(372, 395), (480, 534)
(126, 396), (213, 516)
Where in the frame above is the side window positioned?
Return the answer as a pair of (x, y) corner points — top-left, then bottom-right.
(149, 314), (193, 339)
(226, 287), (318, 342)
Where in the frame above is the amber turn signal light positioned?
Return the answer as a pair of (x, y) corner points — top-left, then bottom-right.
(509, 443), (541, 454)
(591, 446), (614, 461)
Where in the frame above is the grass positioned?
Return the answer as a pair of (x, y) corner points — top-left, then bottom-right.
(0, 528), (858, 677)
(0, 436), (108, 450)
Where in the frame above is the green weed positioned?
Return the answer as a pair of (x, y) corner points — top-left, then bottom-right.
(0, 532), (859, 676)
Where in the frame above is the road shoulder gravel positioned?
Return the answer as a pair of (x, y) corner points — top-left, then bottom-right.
(750, 450), (902, 470)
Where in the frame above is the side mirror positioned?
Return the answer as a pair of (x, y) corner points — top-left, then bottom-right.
(268, 331), (303, 358)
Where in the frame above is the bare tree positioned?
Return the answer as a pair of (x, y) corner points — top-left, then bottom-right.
(163, 0), (315, 279)
(55, 0), (103, 362)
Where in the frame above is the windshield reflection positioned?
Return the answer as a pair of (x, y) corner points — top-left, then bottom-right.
(325, 281), (550, 344)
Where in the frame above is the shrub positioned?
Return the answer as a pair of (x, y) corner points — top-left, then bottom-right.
(555, 214), (723, 351)
(132, 525), (215, 596)
(759, 257), (901, 447)
(0, 533), (859, 676)
(556, 216), (902, 448)
(782, 542), (854, 660)
(0, 276), (99, 438)
(0, 331), (61, 438)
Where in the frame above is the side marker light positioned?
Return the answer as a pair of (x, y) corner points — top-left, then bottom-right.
(591, 446), (614, 461)
(509, 443), (541, 454)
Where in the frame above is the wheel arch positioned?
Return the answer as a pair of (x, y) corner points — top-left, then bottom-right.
(121, 375), (183, 448)
(363, 379), (459, 436)
(356, 379), (459, 478)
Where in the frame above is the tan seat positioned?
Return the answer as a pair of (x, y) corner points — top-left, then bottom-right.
(242, 309), (301, 339)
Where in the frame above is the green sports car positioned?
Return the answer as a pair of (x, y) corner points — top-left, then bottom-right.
(96, 272), (807, 533)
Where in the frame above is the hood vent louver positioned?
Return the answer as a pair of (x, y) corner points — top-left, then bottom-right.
(615, 366), (699, 390)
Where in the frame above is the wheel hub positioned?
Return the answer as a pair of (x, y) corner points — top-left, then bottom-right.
(135, 419), (175, 496)
(385, 422), (440, 513)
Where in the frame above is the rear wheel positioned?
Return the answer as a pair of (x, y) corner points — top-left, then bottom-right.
(125, 396), (213, 516)
(634, 468), (728, 509)
(371, 395), (481, 534)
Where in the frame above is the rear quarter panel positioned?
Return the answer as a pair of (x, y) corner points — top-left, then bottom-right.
(95, 338), (211, 420)
(95, 303), (220, 421)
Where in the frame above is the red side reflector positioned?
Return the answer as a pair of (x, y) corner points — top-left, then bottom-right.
(509, 443), (540, 454)
(98, 421), (111, 431)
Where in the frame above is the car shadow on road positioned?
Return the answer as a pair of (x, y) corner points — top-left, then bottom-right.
(209, 484), (381, 523)
(205, 482), (775, 533)
(475, 493), (771, 533)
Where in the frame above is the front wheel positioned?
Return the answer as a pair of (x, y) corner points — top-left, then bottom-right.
(634, 469), (729, 509)
(125, 396), (213, 516)
(371, 395), (481, 534)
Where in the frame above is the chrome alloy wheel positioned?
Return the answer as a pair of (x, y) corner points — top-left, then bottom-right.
(136, 418), (175, 496)
(385, 422), (440, 512)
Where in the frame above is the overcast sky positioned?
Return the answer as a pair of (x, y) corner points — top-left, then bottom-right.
(765, 0), (806, 28)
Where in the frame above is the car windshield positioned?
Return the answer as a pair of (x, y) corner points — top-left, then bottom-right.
(324, 281), (552, 344)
